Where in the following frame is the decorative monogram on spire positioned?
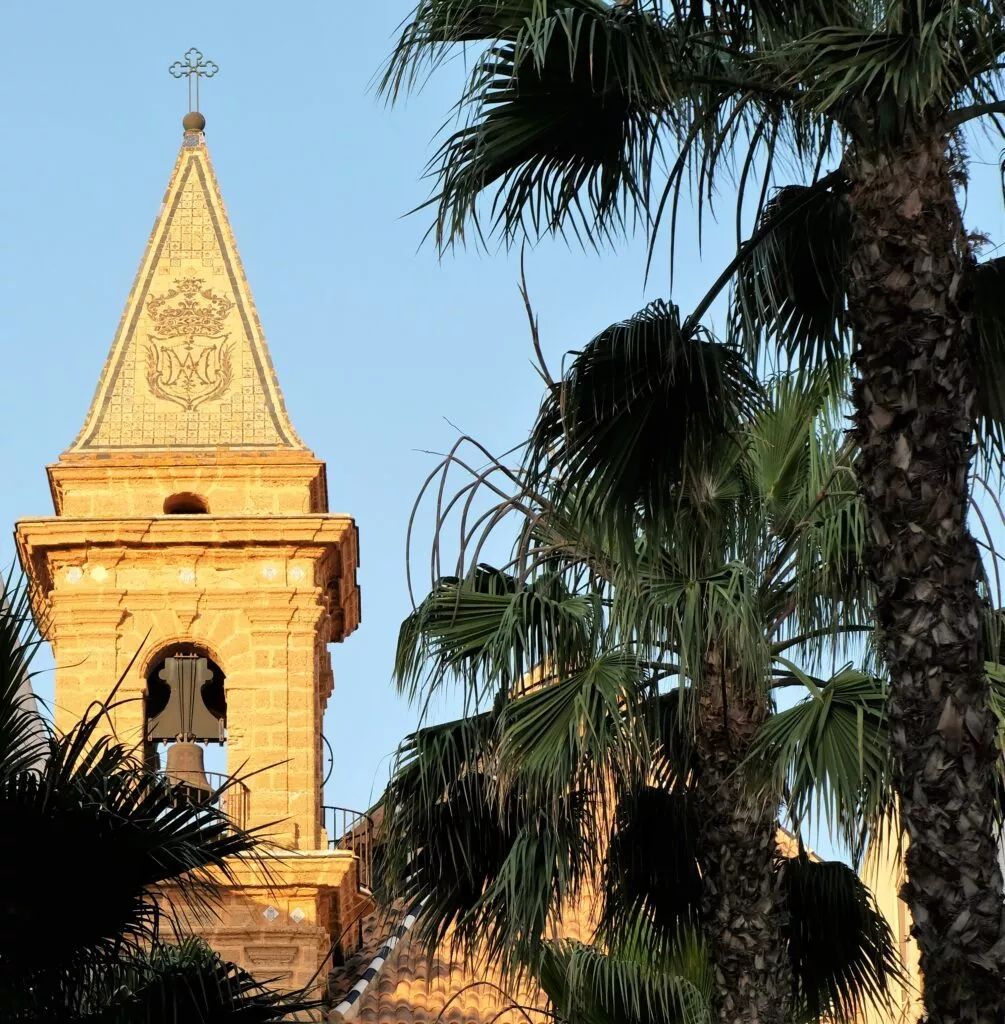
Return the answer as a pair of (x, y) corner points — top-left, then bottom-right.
(145, 278), (234, 411)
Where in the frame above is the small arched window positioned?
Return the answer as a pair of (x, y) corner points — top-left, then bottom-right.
(164, 492), (209, 515)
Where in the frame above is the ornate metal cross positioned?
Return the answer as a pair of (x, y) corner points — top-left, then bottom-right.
(169, 48), (219, 111)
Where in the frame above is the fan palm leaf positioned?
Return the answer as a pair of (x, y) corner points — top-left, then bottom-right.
(377, 707), (594, 968)
(600, 784), (702, 948)
(395, 564), (596, 703)
(783, 853), (903, 1024)
(64, 938), (320, 1024)
(0, 570), (49, 777)
(527, 300), (760, 542)
(745, 664), (893, 864)
(537, 920), (713, 1024)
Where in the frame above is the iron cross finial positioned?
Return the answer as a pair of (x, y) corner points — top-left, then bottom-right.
(169, 48), (219, 112)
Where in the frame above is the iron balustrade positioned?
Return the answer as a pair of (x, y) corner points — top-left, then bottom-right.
(209, 772), (250, 831)
(164, 770), (251, 831)
(323, 805), (374, 892)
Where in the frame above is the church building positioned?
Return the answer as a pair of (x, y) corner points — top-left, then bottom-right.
(13, 92), (922, 1023)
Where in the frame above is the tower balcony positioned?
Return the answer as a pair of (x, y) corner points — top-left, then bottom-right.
(165, 771), (251, 833)
(323, 805), (375, 893)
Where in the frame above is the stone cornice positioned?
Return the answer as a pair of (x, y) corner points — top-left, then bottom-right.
(16, 513), (354, 548)
(15, 513), (360, 642)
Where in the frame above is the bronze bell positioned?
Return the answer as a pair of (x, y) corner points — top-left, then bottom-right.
(147, 656), (223, 742)
(165, 739), (213, 803)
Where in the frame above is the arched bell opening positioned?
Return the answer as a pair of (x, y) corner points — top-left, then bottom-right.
(143, 645), (245, 824)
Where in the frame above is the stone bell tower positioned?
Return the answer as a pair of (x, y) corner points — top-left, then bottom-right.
(16, 106), (367, 992)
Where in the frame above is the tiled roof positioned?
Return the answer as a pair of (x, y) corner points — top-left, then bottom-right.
(328, 885), (600, 1024)
(329, 906), (589, 1024)
(325, 829), (916, 1024)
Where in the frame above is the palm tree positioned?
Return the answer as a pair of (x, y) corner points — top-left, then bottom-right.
(382, 369), (901, 1021)
(0, 574), (320, 1023)
(379, 4), (1005, 1015)
(535, 860), (901, 1024)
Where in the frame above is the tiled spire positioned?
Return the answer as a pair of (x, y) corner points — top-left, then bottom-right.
(69, 114), (304, 452)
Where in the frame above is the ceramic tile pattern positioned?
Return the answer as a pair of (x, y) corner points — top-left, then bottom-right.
(70, 132), (303, 450)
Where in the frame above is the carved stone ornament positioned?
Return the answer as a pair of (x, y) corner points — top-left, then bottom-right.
(145, 277), (234, 411)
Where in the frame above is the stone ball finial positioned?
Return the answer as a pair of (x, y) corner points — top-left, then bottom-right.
(182, 110), (206, 133)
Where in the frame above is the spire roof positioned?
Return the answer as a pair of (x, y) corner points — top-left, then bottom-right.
(69, 119), (304, 452)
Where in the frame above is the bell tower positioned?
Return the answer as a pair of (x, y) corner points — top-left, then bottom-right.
(16, 105), (365, 991)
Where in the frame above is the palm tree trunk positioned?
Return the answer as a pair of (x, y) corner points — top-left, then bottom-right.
(847, 133), (1005, 1022)
(693, 654), (792, 1023)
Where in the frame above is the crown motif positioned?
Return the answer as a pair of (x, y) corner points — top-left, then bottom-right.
(144, 277), (234, 412)
(147, 277), (234, 340)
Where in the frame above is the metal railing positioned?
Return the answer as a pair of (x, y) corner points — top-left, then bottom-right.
(323, 805), (374, 892)
(166, 771), (251, 831)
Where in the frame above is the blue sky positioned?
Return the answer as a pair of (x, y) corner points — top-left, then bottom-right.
(4, 1), (1005, 857)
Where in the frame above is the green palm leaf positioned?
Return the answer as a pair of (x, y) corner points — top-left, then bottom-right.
(745, 664), (893, 862)
(0, 571), (49, 777)
(732, 183), (850, 381)
(395, 565), (595, 704)
(377, 710), (507, 916)
(528, 300), (760, 546)
(601, 784), (702, 950)
(0, 727), (259, 975)
(0, 587), (263, 980)
(497, 650), (647, 804)
(407, 2), (676, 247)
(743, 371), (872, 656)
(615, 559), (767, 695)
(381, 0), (564, 98)
(74, 938), (320, 1024)
(537, 920), (713, 1024)
(969, 255), (1005, 469)
(784, 853), (904, 1024)
(378, 709), (593, 969)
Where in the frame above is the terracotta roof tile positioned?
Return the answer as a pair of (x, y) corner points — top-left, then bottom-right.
(329, 830), (908, 1023)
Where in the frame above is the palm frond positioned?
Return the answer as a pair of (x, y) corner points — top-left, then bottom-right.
(970, 255), (1005, 473)
(395, 565), (595, 705)
(732, 182), (850, 382)
(376, 710), (502, 910)
(784, 853), (903, 1024)
(744, 665), (893, 864)
(380, 0), (562, 99)
(74, 938), (320, 1024)
(422, 3), (674, 247)
(528, 300), (760, 548)
(744, 371), (872, 656)
(497, 649), (647, 805)
(600, 784), (702, 952)
(781, 5), (1004, 138)
(377, 709), (593, 970)
(0, 711), (259, 974)
(743, 369), (846, 537)
(0, 570), (49, 776)
(616, 558), (768, 696)
(537, 921), (713, 1024)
